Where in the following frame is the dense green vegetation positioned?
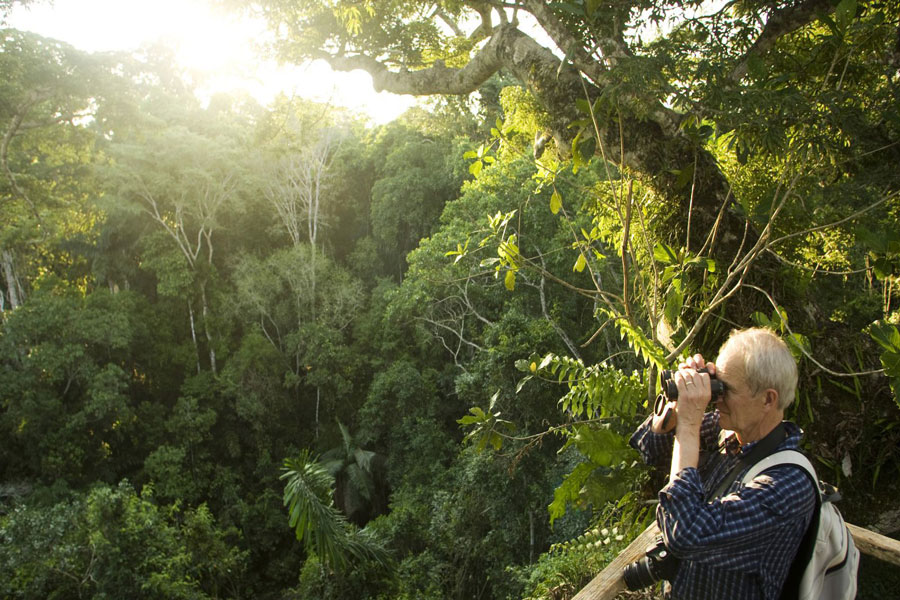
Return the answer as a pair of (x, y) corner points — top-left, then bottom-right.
(2, 1), (900, 598)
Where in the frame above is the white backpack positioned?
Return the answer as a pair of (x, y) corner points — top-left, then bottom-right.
(742, 450), (860, 600)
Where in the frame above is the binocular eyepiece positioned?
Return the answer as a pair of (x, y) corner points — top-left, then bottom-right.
(652, 368), (726, 430)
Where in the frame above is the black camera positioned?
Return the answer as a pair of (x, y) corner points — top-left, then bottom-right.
(623, 537), (680, 590)
(653, 367), (726, 429)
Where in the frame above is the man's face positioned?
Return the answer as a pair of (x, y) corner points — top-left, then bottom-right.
(714, 348), (766, 441)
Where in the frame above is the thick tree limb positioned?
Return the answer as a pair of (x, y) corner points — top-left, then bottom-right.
(2, 97), (45, 220)
(520, 0), (628, 78)
(731, 0), (835, 80)
(316, 13), (737, 258)
(432, 6), (464, 37)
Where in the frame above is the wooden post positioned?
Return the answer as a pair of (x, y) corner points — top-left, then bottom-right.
(573, 522), (900, 600)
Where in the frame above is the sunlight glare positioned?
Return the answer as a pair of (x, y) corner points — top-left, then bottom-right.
(7, 0), (417, 124)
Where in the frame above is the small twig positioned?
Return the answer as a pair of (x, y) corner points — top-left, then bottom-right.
(621, 180), (634, 322)
(764, 248), (869, 275)
(768, 192), (896, 247)
(581, 315), (612, 348)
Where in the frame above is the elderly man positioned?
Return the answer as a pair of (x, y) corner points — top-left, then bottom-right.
(629, 327), (817, 600)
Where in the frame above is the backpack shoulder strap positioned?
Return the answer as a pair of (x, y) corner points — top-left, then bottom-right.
(742, 450), (825, 600)
(708, 423), (787, 501)
(740, 449), (819, 490)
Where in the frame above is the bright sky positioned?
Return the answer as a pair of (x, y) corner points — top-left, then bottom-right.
(7, 0), (419, 124)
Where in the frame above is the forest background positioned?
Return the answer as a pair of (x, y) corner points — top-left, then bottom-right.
(1, 0), (900, 599)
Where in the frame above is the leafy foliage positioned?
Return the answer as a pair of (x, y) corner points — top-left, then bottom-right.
(3, 5), (900, 598)
(281, 450), (391, 572)
(869, 321), (900, 407)
(0, 482), (248, 599)
(516, 353), (646, 420)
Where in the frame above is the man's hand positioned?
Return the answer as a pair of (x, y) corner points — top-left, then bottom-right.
(668, 354), (716, 481)
(650, 354), (716, 434)
(672, 353), (715, 433)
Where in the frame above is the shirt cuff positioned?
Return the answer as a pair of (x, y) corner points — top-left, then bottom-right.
(630, 416), (674, 454)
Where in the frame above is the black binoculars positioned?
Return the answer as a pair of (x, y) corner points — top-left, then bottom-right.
(652, 368), (726, 429)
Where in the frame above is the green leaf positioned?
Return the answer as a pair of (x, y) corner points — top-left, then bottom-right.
(577, 136), (596, 164)
(469, 160), (483, 176)
(571, 129), (585, 174)
(550, 190), (562, 215)
(873, 322), (900, 407)
(515, 375), (533, 393)
(514, 358), (532, 372)
(869, 322), (900, 353)
(882, 351), (900, 379)
(538, 353), (555, 370)
(664, 279), (684, 326)
(653, 243), (679, 265)
(674, 164), (695, 191)
(751, 310), (773, 329)
(872, 258), (893, 280)
(574, 253), (587, 273)
(488, 389), (501, 411)
(548, 462), (595, 525)
(479, 258), (500, 268)
(834, 0), (857, 30)
(572, 425), (630, 468)
(601, 310), (667, 368)
(504, 269), (516, 291)
(785, 333), (811, 362)
(462, 150), (478, 159)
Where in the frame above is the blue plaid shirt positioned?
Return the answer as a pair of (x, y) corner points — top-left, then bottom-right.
(630, 412), (816, 600)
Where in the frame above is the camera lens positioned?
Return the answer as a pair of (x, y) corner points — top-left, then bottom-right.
(622, 539), (679, 591)
(623, 556), (658, 590)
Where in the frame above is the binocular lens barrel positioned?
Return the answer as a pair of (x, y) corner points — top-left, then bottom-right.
(658, 368), (724, 400)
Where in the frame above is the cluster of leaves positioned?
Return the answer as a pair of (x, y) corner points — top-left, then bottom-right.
(516, 353), (646, 420)
(5, 0), (900, 596)
(281, 450), (391, 572)
(0, 482), (248, 599)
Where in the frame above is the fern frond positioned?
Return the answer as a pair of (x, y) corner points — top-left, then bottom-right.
(280, 450), (391, 572)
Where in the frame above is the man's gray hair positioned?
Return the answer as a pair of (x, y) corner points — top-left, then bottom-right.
(720, 327), (798, 410)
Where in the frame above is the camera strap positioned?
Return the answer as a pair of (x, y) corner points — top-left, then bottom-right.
(706, 422), (787, 501)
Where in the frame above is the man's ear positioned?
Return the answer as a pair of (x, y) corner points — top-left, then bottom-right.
(763, 389), (779, 411)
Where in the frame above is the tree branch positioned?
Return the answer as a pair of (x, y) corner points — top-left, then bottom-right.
(520, 0), (628, 78)
(731, 0), (836, 81)
(2, 99), (44, 221)
(745, 284), (884, 378)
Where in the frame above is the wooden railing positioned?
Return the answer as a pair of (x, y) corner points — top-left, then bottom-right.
(572, 522), (900, 600)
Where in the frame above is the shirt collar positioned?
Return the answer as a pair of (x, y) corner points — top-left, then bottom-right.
(722, 420), (803, 457)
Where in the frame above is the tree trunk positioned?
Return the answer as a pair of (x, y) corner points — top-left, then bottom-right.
(200, 282), (217, 375)
(188, 301), (201, 375)
(2, 249), (23, 310)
